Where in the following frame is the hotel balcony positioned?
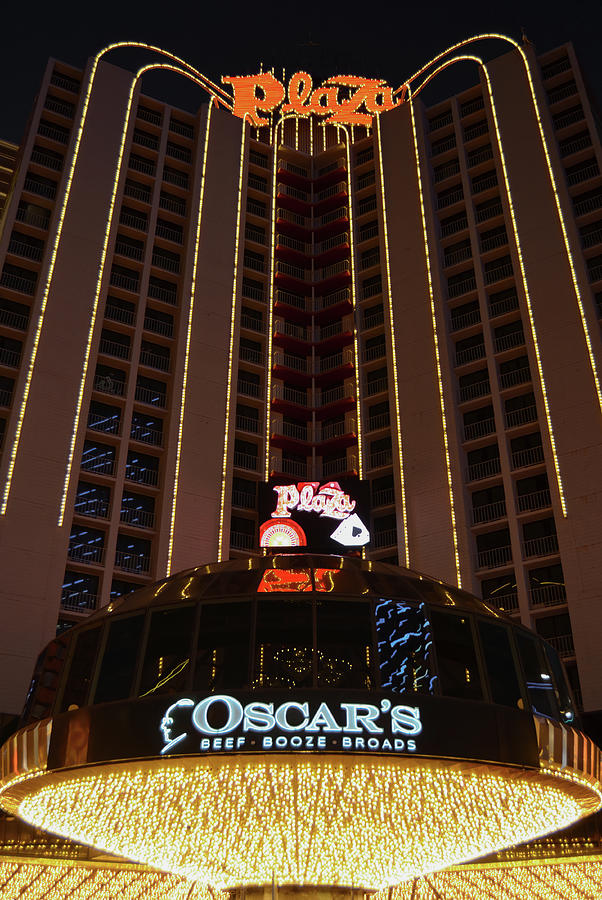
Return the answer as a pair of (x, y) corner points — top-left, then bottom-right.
(230, 531), (255, 551)
(314, 287), (352, 319)
(511, 444), (544, 470)
(499, 365), (531, 390)
(273, 318), (311, 355)
(369, 448), (393, 470)
(471, 499), (507, 525)
(450, 307), (481, 332)
(494, 328), (525, 353)
(233, 450), (259, 472)
(60, 591), (98, 613)
(466, 457), (501, 482)
(271, 416), (311, 445)
(477, 545), (512, 569)
(372, 528), (397, 549)
(529, 583), (567, 608)
(270, 454), (309, 479)
(458, 379), (491, 404)
(319, 454), (358, 478)
(235, 414), (261, 435)
(517, 488), (552, 513)
(456, 335), (486, 366)
(272, 382), (309, 410)
(315, 415), (357, 446)
(545, 633), (575, 659)
(505, 404), (538, 429)
(523, 534), (559, 559)
(317, 382), (355, 414)
(274, 289), (308, 313)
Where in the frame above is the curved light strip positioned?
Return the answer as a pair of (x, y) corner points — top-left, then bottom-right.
(166, 102), (214, 575)
(400, 33), (602, 428)
(407, 90), (462, 586)
(1, 41), (232, 517)
(408, 50), (568, 518)
(217, 121), (248, 561)
(56, 61), (221, 528)
(375, 115), (410, 567)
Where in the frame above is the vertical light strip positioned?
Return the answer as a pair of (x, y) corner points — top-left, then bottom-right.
(217, 121), (247, 561)
(56, 72), (138, 526)
(166, 101), (214, 575)
(480, 62), (568, 516)
(341, 128), (364, 479)
(375, 115), (410, 567)
(408, 95), (462, 586)
(264, 124), (281, 479)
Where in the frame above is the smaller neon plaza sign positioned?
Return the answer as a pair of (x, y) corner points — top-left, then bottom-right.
(222, 72), (406, 127)
(160, 694), (422, 756)
(259, 480), (371, 550)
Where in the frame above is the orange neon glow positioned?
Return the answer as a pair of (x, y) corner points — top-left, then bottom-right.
(257, 567), (312, 592)
(224, 72), (400, 127)
(313, 568), (344, 592)
(222, 73), (285, 126)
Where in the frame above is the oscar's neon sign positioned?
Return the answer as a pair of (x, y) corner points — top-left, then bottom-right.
(222, 72), (407, 127)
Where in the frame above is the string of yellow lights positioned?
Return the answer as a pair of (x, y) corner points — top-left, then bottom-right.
(407, 90), (462, 587)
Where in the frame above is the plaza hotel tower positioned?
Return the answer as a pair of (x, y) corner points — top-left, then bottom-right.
(0, 34), (601, 728)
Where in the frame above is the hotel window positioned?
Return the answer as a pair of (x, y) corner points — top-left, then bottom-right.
(375, 598), (433, 695)
(120, 491), (155, 529)
(430, 611), (483, 701)
(130, 411), (163, 446)
(61, 570), (99, 611)
(255, 595), (313, 688)
(194, 601), (252, 691)
(477, 620), (522, 708)
(125, 450), (159, 486)
(74, 481), (110, 519)
(139, 606), (195, 696)
(110, 579), (139, 599)
(115, 534), (152, 574)
(94, 614), (145, 703)
(317, 599), (372, 689)
(81, 440), (115, 476)
(515, 629), (558, 719)
(60, 626), (102, 711)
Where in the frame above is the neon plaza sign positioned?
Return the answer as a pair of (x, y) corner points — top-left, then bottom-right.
(260, 480), (371, 548)
(160, 694), (422, 755)
(222, 72), (406, 128)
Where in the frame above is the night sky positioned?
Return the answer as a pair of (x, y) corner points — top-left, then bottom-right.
(2, 0), (602, 145)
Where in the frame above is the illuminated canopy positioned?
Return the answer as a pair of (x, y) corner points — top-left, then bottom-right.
(2, 755), (600, 890)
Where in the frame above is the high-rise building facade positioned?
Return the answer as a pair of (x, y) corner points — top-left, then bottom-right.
(0, 34), (601, 724)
